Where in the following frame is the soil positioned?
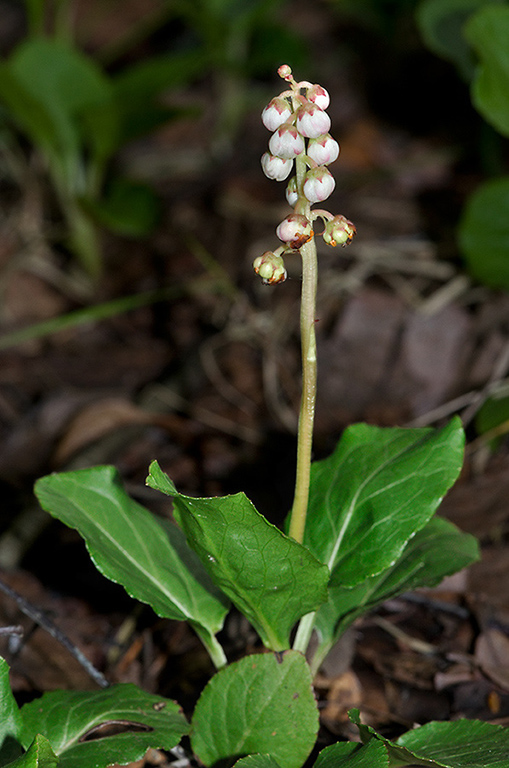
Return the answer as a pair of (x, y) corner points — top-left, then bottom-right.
(1, 0), (509, 761)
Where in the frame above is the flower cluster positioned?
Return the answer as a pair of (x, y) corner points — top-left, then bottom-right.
(255, 65), (356, 284)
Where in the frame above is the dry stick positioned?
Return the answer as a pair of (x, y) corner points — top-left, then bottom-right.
(0, 576), (109, 689)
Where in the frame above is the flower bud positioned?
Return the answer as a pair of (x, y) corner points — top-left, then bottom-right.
(303, 166), (335, 203)
(296, 103), (331, 139)
(285, 176), (298, 206)
(261, 152), (293, 181)
(307, 84), (330, 110)
(307, 134), (340, 166)
(268, 125), (305, 159)
(253, 251), (287, 285)
(278, 64), (293, 80)
(323, 215), (357, 247)
(262, 97), (293, 131)
(276, 214), (313, 248)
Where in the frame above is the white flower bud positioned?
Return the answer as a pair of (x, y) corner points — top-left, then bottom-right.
(262, 97), (293, 131)
(276, 214), (313, 248)
(261, 152), (293, 181)
(303, 167), (335, 203)
(307, 134), (340, 165)
(268, 125), (305, 159)
(307, 84), (330, 110)
(296, 103), (331, 139)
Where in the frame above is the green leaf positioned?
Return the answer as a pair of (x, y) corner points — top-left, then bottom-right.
(464, 5), (509, 136)
(20, 685), (189, 768)
(233, 756), (282, 768)
(349, 709), (509, 768)
(5, 736), (58, 768)
(147, 462), (329, 651)
(348, 709), (443, 768)
(10, 39), (118, 169)
(416, 0), (501, 81)
(111, 50), (207, 143)
(459, 176), (509, 289)
(313, 516), (479, 661)
(82, 179), (160, 237)
(0, 657), (23, 766)
(35, 466), (229, 646)
(397, 719), (509, 767)
(191, 651), (318, 768)
(314, 739), (388, 768)
(303, 418), (464, 588)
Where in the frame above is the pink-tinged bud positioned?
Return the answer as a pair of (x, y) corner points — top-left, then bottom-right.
(303, 167), (335, 203)
(278, 64), (293, 80)
(262, 97), (293, 131)
(296, 103), (331, 139)
(307, 134), (340, 165)
(268, 125), (305, 159)
(261, 152), (293, 181)
(307, 84), (330, 110)
(323, 215), (357, 247)
(285, 176), (298, 206)
(253, 251), (287, 285)
(276, 213), (313, 248)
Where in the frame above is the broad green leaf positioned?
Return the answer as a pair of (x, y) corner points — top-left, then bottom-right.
(348, 709), (443, 768)
(233, 756), (282, 768)
(303, 418), (464, 588)
(191, 651), (318, 768)
(0, 63), (70, 181)
(147, 462), (329, 651)
(35, 467), (229, 645)
(313, 516), (479, 663)
(111, 50), (207, 143)
(81, 178), (160, 237)
(416, 0), (502, 80)
(314, 739), (388, 768)
(459, 176), (509, 289)
(0, 657), (23, 765)
(5, 736), (58, 768)
(397, 719), (509, 767)
(20, 685), (188, 768)
(8, 39), (118, 184)
(464, 5), (509, 136)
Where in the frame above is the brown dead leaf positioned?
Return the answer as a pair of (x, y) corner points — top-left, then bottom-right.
(53, 397), (159, 465)
(476, 629), (509, 691)
(320, 670), (363, 733)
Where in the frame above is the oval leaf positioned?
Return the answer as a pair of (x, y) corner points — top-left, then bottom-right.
(465, 5), (509, 136)
(397, 719), (509, 768)
(0, 656), (23, 765)
(459, 176), (509, 289)
(147, 462), (329, 651)
(191, 651), (318, 768)
(20, 684), (189, 768)
(303, 418), (464, 588)
(314, 739), (388, 768)
(35, 467), (229, 642)
(313, 515), (479, 665)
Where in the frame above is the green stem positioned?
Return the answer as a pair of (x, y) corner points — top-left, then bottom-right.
(292, 611), (316, 654)
(288, 176), (318, 545)
(193, 625), (228, 670)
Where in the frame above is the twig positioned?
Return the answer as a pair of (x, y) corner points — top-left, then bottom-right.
(0, 575), (109, 688)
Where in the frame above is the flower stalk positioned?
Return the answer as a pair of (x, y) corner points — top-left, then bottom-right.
(256, 65), (356, 546)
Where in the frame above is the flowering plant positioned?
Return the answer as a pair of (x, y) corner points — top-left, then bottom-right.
(1, 67), (503, 768)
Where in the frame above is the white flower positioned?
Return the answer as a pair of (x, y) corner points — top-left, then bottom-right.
(285, 177), (298, 206)
(307, 134), (340, 165)
(296, 103), (331, 139)
(303, 167), (335, 203)
(307, 84), (330, 110)
(268, 125), (305, 159)
(262, 97), (293, 131)
(261, 152), (293, 181)
(276, 214), (313, 247)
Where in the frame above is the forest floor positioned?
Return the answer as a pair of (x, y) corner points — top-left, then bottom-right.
(0, 0), (508, 762)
